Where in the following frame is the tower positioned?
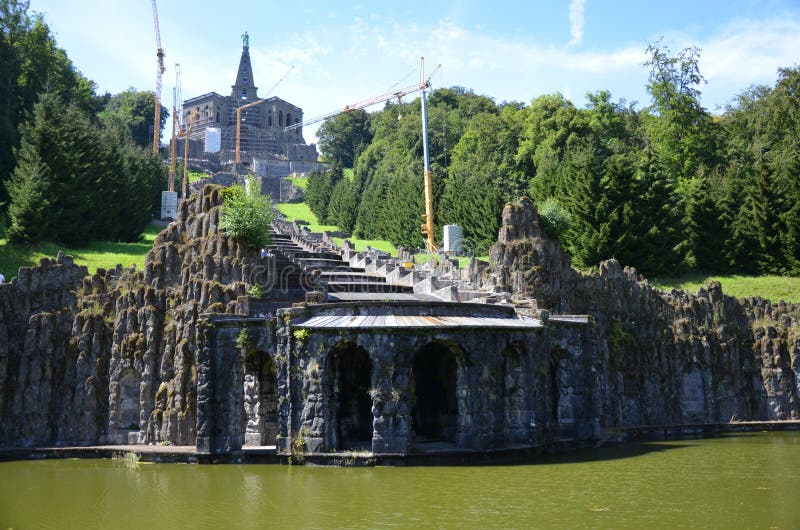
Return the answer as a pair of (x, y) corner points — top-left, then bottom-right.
(231, 32), (258, 102)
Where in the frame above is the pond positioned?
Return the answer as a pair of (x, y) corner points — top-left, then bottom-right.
(1, 432), (798, 528)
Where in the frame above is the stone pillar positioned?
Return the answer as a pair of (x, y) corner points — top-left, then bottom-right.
(195, 320), (214, 453)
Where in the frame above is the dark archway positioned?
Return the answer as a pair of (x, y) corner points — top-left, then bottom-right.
(329, 343), (373, 450)
(501, 343), (526, 445)
(411, 341), (459, 442)
(119, 369), (141, 431)
(243, 350), (278, 446)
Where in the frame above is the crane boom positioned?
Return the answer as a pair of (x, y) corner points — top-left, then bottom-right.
(152, 0), (166, 154)
(285, 62), (441, 131)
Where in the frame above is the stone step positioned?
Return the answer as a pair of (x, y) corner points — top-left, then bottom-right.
(318, 271), (385, 283)
(325, 281), (413, 294)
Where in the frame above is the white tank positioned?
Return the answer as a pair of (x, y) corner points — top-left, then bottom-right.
(443, 224), (464, 253)
(204, 127), (221, 153)
(160, 191), (178, 220)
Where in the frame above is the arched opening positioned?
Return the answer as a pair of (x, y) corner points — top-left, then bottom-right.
(501, 344), (526, 445)
(286, 112), (292, 125)
(119, 369), (141, 431)
(411, 341), (459, 443)
(329, 343), (373, 450)
(268, 115), (272, 126)
(243, 350), (278, 446)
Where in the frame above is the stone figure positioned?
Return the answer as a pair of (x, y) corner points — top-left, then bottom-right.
(241, 31), (249, 51)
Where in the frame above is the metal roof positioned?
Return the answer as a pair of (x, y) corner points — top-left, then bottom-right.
(296, 315), (544, 330)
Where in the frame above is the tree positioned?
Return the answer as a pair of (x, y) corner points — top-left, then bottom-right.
(643, 40), (722, 182)
(100, 88), (167, 149)
(440, 107), (524, 253)
(317, 109), (372, 168)
(0, 2), (96, 210)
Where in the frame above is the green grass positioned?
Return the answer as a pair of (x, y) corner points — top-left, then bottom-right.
(277, 201), (397, 256)
(0, 222), (162, 279)
(188, 170), (207, 184)
(287, 176), (308, 190)
(333, 237), (397, 257)
(652, 273), (800, 303)
(276, 203), (338, 233)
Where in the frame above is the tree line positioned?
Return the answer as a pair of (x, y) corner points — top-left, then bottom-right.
(305, 42), (800, 278)
(1, 0), (167, 245)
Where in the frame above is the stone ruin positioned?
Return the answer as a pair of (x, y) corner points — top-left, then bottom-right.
(0, 189), (797, 460)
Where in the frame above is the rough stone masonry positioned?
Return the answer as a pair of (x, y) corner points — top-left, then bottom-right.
(0, 189), (797, 458)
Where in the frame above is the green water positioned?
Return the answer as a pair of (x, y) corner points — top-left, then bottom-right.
(1, 432), (799, 529)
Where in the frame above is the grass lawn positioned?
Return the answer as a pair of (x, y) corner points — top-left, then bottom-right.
(275, 203), (338, 233)
(0, 222), (162, 279)
(652, 273), (800, 303)
(333, 237), (397, 256)
(286, 176), (308, 190)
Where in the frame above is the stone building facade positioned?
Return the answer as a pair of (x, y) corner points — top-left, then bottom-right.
(180, 34), (318, 167)
(195, 302), (599, 456)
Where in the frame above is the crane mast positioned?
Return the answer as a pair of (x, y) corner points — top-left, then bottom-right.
(168, 64), (180, 193)
(286, 58), (441, 253)
(181, 108), (199, 199)
(151, 0), (166, 154)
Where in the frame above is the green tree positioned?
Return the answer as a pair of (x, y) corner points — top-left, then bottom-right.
(317, 109), (372, 168)
(100, 88), (168, 149)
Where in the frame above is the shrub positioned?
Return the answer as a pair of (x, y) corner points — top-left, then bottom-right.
(537, 198), (571, 238)
(219, 175), (274, 249)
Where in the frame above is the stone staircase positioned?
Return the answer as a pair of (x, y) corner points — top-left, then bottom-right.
(269, 220), (518, 306)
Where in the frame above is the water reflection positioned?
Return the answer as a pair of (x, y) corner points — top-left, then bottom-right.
(1, 432), (798, 529)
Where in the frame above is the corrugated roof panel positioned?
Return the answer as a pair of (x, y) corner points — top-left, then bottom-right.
(297, 314), (544, 330)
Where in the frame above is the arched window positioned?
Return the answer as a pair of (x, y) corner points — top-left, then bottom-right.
(241, 89), (248, 100)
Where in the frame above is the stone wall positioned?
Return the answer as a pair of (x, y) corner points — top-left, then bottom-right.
(0, 185), (263, 447)
(479, 198), (800, 426)
(1, 190), (798, 453)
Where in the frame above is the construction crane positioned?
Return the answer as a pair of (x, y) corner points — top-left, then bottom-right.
(234, 65), (295, 165)
(151, 0), (166, 154)
(284, 60), (442, 131)
(167, 64), (181, 192)
(180, 108), (199, 199)
(286, 58), (442, 252)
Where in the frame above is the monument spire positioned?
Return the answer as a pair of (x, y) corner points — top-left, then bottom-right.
(232, 32), (257, 100)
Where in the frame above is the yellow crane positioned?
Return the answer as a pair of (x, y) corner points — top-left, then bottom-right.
(234, 65), (295, 165)
(286, 58), (441, 252)
(151, 0), (166, 155)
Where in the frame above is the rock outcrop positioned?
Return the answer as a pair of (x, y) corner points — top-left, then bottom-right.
(0, 185), (262, 446)
(0, 191), (797, 449)
(480, 198), (800, 426)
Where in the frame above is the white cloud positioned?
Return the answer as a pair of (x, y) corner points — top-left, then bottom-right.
(568, 0), (587, 46)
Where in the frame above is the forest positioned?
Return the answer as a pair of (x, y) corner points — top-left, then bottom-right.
(0, 0), (166, 246)
(2, 0), (798, 279)
(306, 43), (800, 278)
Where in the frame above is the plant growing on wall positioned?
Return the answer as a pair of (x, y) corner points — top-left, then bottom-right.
(219, 175), (274, 249)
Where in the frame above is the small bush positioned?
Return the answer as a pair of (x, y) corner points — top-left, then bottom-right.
(537, 198), (571, 238)
(219, 175), (274, 249)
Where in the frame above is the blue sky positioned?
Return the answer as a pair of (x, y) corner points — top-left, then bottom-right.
(31, 0), (800, 144)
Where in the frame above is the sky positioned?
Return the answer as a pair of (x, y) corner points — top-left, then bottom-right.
(30, 0), (800, 145)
